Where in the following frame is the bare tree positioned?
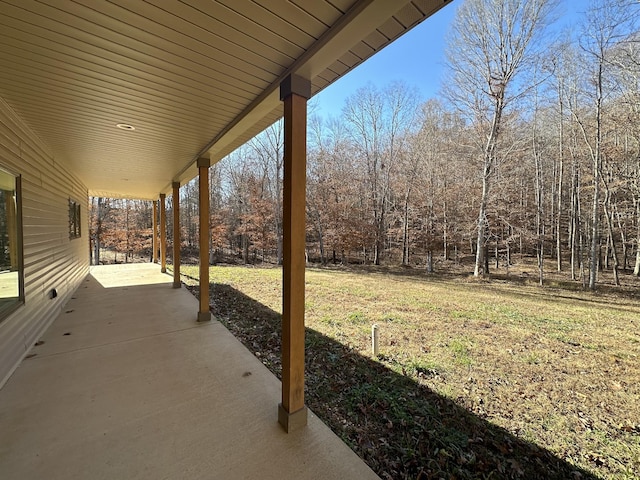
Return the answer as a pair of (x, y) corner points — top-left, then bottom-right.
(248, 121), (284, 264)
(547, 38), (572, 274)
(90, 196), (112, 265)
(567, 0), (639, 289)
(444, 0), (558, 277)
(307, 115), (350, 265)
(343, 82), (418, 265)
(531, 91), (546, 286)
(610, 35), (640, 276)
(223, 146), (254, 263)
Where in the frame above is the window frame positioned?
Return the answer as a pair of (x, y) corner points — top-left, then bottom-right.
(69, 198), (81, 240)
(0, 170), (25, 322)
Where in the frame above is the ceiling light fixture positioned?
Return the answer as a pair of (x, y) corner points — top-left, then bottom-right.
(116, 123), (135, 131)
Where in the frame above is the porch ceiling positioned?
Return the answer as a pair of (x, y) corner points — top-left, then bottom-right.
(0, 0), (451, 200)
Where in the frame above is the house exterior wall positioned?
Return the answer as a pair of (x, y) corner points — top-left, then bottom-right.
(0, 97), (89, 388)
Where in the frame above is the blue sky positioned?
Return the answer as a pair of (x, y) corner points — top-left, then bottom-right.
(313, 3), (457, 116)
(313, 0), (586, 117)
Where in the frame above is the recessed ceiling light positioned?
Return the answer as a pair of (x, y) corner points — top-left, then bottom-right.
(116, 123), (135, 131)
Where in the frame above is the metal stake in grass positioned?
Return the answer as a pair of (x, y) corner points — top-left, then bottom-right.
(372, 324), (379, 357)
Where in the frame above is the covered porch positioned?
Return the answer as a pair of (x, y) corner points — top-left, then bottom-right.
(0, 0), (453, 431)
(0, 1), (452, 476)
(0, 263), (378, 479)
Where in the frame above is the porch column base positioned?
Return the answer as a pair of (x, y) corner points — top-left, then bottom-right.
(278, 404), (307, 433)
(197, 311), (211, 322)
(172, 281), (181, 289)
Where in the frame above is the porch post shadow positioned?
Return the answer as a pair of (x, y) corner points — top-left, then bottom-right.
(152, 199), (158, 264)
(278, 73), (310, 433)
(197, 157), (211, 322)
(172, 181), (181, 288)
(160, 193), (167, 273)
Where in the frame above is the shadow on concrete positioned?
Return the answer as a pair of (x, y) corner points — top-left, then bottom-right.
(209, 283), (599, 480)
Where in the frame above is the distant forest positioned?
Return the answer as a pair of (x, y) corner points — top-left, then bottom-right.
(90, 0), (640, 290)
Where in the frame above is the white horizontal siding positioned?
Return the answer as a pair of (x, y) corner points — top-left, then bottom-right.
(0, 96), (89, 389)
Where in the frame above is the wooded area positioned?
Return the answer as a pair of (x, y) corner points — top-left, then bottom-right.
(90, 0), (640, 290)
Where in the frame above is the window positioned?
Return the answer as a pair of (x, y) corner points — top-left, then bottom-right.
(69, 199), (81, 239)
(0, 169), (24, 319)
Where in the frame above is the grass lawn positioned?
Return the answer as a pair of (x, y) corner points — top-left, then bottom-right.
(179, 263), (640, 479)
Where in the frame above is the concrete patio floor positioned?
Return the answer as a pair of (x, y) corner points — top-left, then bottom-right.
(0, 263), (379, 480)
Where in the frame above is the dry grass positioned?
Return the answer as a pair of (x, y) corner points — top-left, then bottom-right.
(180, 262), (640, 479)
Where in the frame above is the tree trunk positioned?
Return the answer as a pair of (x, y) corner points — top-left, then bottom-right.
(634, 200), (640, 276)
(317, 222), (325, 265)
(242, 234), (249, 264)
(125, 201), (129, 264)
(614, 203), (628, 271)
(538, 238), (544, 287)
(94, 197), (102, 265)
(603, 188), (620, 285)
(402, 187), (411, 266)
(374, 205), (385, 266)
(588, 64), (603, 291)
(588, 164), (600, 290)
(534, 142), (544, 287)
(483, 244), (490, 275)
(93, 240), (99, 266)
(570, 165), (579, 281)
(474, 97), (502, 277)
(556, 81), (565, 273)
(556, 142), (564, 272)
(276, 163), (283, 266)
(474, 164), (490, 276)
(276, 226), (283, 266)
(579, 211), (587, 290)
(443, 198), (448, 261)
